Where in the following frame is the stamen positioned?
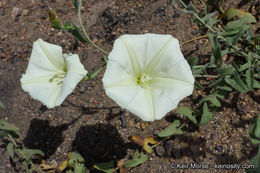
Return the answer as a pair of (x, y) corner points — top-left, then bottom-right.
(137, 73), (152, 87)
(48, 72), (66, 85)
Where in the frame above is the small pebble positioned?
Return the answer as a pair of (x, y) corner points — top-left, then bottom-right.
(215, 145), (223, 152)
(11, 7), (20, 20)
(120, 114), (126, 128)
(82, 51), (88, 59)
(155, 145), (165, 157)
(153, 129), (160, 136)
(164, 140), (175, 154)
(171, 148), (182, 159)
(193, 156), (201, 163)
(190, 144), (200, 155)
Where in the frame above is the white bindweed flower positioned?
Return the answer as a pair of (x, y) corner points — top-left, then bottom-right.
(21, 39), (87, 108)
(102, 34), (195, 121)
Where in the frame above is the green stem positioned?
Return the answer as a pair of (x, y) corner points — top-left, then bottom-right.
(7, 134), (18, 147)
(82, 58), (107, 81)
(78, 0), (109, 55)
(193, 64), (217, 68)
(151, 137), (168, 149)
(195, 74), (219, 78)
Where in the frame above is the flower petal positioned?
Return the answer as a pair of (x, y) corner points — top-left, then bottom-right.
(119, 34), (173, 72)
(55, 54), (88, 106)
(107, 36), (140, 77)
(149, 76), (194, 120)
(21, 74), (61, 108)
(36, 39), (66, 70)
(124, 87), (154, 121)
(148, 38), (194, 84)
(103, 59), (136, 88)
(103, 59), (140, 108)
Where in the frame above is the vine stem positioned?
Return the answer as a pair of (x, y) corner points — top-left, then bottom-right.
(78, 0), (108, 81)
(180, 34), (208, 46)
(193, 64), (217, 68)
(7, 134), (18, 147)
(78, 0), (109, 55)
(194, 74), (219, 78)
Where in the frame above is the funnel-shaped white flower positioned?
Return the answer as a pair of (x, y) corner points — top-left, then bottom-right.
(102, 34), (194, 121)
(21, 39), (87, 108)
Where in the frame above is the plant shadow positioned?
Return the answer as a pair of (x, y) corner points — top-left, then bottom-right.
(71, 123), (127, 172)
(23, 118), (68, 159)
(22, 107), (93, 160)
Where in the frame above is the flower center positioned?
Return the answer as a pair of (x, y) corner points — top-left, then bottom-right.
(137, 73), (152, 87)
(49, 72), (66, 85)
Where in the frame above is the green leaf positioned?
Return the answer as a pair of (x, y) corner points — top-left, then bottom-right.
(74, 163), (85, 173)
(187, 3), (197, 13)
(176, 107), (198, 124)
(209, 33), (221, 64)
(187, 56), (199, 68)
(198, 92), (223, 107)
(94, 161), (114, 173)
(7, 142), (14, 159)
(246, 68), (254, 90)
(208, 77), (224, 88)
(123, 151), (148, 168)
(68, 152), (85, 167)
(0, 119), (19, 132)
(201, 12), (218, 27)
(216, 85), (232, 91)
(226, 8), (256, 23)
(0, 100), (4, 109)
(49, 10), (62, 29)
(158, 120), (183, 137)
(22, 161), (30, 173)
(250, 115), (260, 145)
(216, 65), (234, 76)
(225, 77), (247, 93)
(225, 71), (249, 93)
(253, 79), (260, 89)
(72, 0), (79, 10)
(255, 116), (260, 139)
(221, 49), (233, 57)
(239, 63), (251, 72)
(199, 103), (213, 126)
(194, 80), (204, 89)
(248, 146), (260, 173)
(234, 71), (248, 90)
(223, 20), (250, 45)
(63, 23), (87, 43)
(21, 149), (44, 162)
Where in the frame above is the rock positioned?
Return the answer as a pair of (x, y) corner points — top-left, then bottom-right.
(190, 144), (200, 155)
(171, 147), (182, 159)
(193, 156), (201, 163)
(22, 9), (29, 16)
(236, 107), (245, 115)
(215, 145), (223, 152)
(120, 114), (126, 128)
(82, 51), (88, 60)
(153, 129), (160, 136)
(164, 140), (175, 155)
(11, 7), (20, 20)
(155, 145), (165, 157)
(79, 83), (87, 93)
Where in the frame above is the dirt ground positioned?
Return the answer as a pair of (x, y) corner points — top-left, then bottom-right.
(0, 0), (260, 172)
